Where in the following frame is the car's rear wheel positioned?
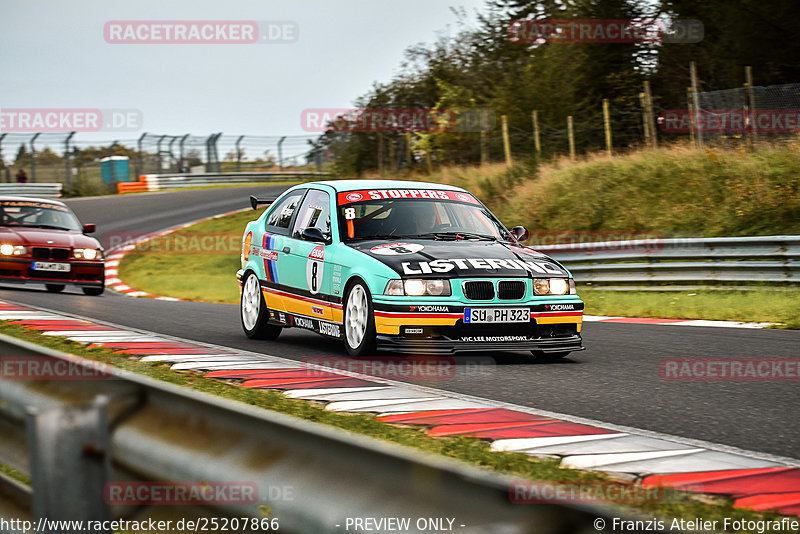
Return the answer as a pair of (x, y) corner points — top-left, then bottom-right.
(45, 284), (65, 293)
(531, 350), (571, 360)
(241, 271), (281, 340)
(82, 286), (104, 296)
(343, 281), (376, 356)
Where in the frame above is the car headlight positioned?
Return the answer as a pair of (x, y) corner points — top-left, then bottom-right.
(384, 279), (452, 297)
(533, 278), (570, 295)
(0, 244), (27, 256)
(73, 248), (103, 260)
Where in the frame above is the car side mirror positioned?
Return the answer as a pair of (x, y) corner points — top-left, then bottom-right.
(301, 227), (328, 244)
(83, 224), (96, 234)
(511, 225), (529, 243)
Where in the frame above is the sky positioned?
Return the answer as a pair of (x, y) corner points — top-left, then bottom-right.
(1, 0), (487, 154)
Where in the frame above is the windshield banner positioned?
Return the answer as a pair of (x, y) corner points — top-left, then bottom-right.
(337, 189), (480, 206)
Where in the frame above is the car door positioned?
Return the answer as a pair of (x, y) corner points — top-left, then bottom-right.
(277, 188), (338, 324)
(259, 188), (305, 312)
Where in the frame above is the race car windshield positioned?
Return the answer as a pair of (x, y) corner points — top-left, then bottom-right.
(338, 198), (511, 242)
(0, 201), (82, 231)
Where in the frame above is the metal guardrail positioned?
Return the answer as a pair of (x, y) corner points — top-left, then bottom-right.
(0, 183), (63, 199)
(0, 334), (637, 534)
(536, 235), (800, 283)
(141, 172), (330, 191)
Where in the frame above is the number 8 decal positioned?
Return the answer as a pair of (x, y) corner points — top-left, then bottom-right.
(306, 245), (325, 295)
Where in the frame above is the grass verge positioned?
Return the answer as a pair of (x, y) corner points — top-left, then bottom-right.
(0, 321), (796, 526)
(117, 210), (254, 303)
(580, 287), (800, 329)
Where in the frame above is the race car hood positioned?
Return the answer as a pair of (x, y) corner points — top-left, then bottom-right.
(348, 239), (569, 278)
(0, 227), (101, 249)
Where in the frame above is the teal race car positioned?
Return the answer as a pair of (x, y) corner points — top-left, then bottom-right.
(237, 180), (585, 357)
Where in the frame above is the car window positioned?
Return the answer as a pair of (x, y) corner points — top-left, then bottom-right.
(291, 189), (331, 240)
(265, 191), (304, 234)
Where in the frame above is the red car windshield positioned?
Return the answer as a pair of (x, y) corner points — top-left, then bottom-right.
(0, 200), (82, 231)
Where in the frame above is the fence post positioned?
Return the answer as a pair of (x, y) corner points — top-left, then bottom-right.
(157, 135), (166, 172)
(64, 132), (75, 189)
(405, 132), (413, 169)
(501, 114), (512, 167)
(388, 135), (396, 172)
(690, 61), (703, 147)
(235, 135), (244, 172)
(30, 133), (40, 183)
(687, 87), (696, 145)
(178, 134), (189, 172)
(137, 132), (146, 175)
(277, 136), (286, 171)
(0, 133), (6, 182)
(567, 116), (575, 161)
(644, 81), (657, 148)
(531, 110), (541, 157)
(745, 66), (758, 146)
(109, 140), (118, 184)
(480, 110), (489, 165)
(639, 92), (651, 146)
(377, 133), (384, 175)
(602, 100), (612, 156)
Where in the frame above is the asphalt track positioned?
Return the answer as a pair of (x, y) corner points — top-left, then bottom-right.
(0, 187), (798, 459)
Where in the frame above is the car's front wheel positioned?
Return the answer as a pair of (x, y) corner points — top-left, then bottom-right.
(343, 281), (376, 356)
(241, 272), (281, 340)
(45, 284), (65, 293)
(82, 286), (104, 296)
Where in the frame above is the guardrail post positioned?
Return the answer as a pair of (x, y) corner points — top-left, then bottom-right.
(27, 395), (113, 532)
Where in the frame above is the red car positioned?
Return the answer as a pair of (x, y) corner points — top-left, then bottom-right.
(0, 197), (105, 295)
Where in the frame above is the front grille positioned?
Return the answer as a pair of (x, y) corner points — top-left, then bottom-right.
(31, 247), (70, 260)
(498, 280), (526, 300)
(463, 280), (494, 300)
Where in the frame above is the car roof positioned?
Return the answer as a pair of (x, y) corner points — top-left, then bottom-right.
(0, 196), (67, 206)
(306, 179), (469, 193)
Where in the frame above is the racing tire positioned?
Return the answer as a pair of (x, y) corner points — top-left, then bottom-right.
(531, 350), (571, 360)
(82, 286), (104, 296)
(343, 280), (377, 356)
(241, 271), (281, 340)
(45, 284), (65, 293)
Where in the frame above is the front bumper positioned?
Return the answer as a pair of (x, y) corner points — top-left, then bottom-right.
(0, 258), (105, 288)
(372, 298), (584, 355)
(376, 332), (584, 355)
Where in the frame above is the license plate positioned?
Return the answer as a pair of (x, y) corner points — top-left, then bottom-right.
(32, 262), (71, 272)
(464, 308), (530, 324)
